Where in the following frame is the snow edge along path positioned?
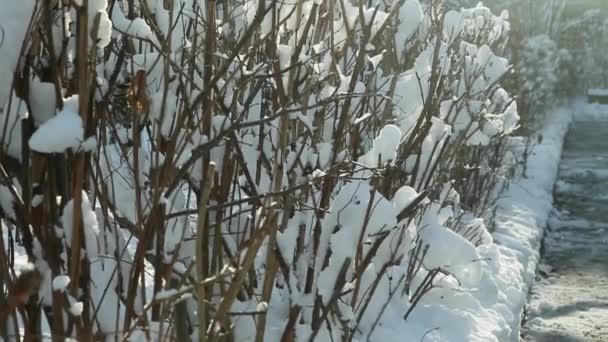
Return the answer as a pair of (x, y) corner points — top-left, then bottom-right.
(489, 104), (574, 341)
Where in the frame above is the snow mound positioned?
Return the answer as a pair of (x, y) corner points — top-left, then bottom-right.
(418, 221), (482, 288)
(393, 186), (420, 213)
(359, 124), (402, 166)
(29, 98), (84, 153)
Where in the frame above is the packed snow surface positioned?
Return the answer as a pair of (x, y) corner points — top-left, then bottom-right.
(523, 108), (608, 341)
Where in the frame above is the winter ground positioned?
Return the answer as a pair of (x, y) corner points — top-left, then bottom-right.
(522, 106), (608, 341)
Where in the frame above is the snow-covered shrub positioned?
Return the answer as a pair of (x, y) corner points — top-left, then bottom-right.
(0, 0), (520, 340)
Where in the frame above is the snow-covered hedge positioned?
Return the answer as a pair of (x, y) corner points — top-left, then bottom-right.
(0, 1), (521, 340)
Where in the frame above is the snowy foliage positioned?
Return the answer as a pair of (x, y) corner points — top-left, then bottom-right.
(0, 0), (525, 341)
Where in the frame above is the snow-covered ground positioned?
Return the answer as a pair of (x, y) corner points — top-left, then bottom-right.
(522, 105), (608, 341)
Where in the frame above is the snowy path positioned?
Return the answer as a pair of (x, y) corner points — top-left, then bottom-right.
(523, 120), (608, 341)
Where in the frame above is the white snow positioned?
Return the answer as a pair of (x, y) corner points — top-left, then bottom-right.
(358, 124), (402, 167)
(0, 3), (34, 162)
(0, 3), (35, 107)
(155, 289), (178, 301)
(112, 5), (154, 40)
(256, 301), (269, 312)
(69, 301), (84, 316)
(90, 1), (112, 48)
(29, 77), (57, 125)
(61, 191), (101, 260)
(392, 186), (419, 213)
(29, 101), (84, 153)
(31, 194), (44, 207)
(79, 136), (98, 152)
(396, 0), (423, 57)
(52, 275), (71, 292)
(418, 220), (482, 288)
(0, 184), (16, 220)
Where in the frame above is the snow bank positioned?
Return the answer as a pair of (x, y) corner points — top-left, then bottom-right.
(475, 104), (574, 340)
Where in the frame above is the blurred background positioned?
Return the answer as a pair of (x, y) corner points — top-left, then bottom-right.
(447, 0), (608, 127)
